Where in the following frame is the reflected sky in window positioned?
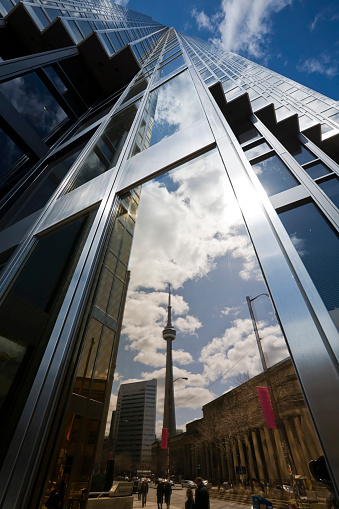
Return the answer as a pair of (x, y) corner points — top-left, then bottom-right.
(252, 154), (299, 196)
(279, 201), (339, 330)
(0, 73), (68, 138)
(109, 150), (288, 434)
(131, 71), (203, 156)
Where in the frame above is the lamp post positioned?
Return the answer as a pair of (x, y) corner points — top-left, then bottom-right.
(246, 293), (269, 373)
(246, 293), (292, 488)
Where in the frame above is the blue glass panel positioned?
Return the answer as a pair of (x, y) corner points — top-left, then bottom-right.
(305, 162), (331, 179)
(279, 202), (339, 321)
(244, 140), (271, 160)
(318, 176), (339, 209)
(251, 154), (299, 196)
(157, 55), (185, 81)
(131, 71), (203, 155)
(0, 73), (67, 138)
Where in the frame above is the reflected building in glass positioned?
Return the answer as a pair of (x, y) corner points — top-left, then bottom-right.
(111, 379), (157, 473)
(0, 0), (339, 507)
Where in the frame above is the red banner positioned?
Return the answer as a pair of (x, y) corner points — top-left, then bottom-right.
(161, 428), (168, 449)
(256, 387), (277, 429)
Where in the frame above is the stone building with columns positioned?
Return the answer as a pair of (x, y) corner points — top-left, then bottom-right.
(163, 359), (322, 485)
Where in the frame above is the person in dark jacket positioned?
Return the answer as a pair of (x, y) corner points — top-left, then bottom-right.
(194, 478), (209, 509)
(164, 481), (172, 509)
(185, 487), (195, 509)
(157, 480), (165, 509)
(141, 479), (148, 507)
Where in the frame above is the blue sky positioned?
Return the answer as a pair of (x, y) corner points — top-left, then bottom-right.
(125, 0), (339, 100)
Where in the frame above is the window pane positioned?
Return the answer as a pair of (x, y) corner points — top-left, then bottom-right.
(244, 140), (271, 160)
(0, 128), (24, 182)
(234, 120), (261, 145)
(284, 139), (316, 165)
(279, 202), (339, 330)
(131, 71), (203, 156)
(0, 73), (68, 138)
(69, 101), (140, 191)
(0, 209), (97, 462)
(318, 176), (339, 209)
(304, 162), (331, 180)
(251, 154), (299, 196)
(110, 149), (289, 464)
(157, 54), (185, 81)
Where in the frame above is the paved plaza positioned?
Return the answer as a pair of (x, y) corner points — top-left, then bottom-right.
(133, 486), (249, 509)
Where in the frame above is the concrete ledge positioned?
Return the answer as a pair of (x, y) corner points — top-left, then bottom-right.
(87, 495), (133, 509)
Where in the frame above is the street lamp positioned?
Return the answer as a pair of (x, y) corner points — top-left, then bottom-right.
(246, 294), (269, 372)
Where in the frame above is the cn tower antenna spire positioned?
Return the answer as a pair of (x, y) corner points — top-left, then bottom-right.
(167, 283), (172, 327)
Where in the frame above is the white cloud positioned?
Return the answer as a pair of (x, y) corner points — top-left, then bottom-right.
(220, 306), (241, 317)
(191, 9), (214, 31)
(297, 55), (339, 78)
(105, 392), (118, 434)
(199, 317), (288, 384)
(191, 0), (292, 58)
(115, 0), (129, 6)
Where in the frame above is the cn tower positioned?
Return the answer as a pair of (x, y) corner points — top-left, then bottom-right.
(162, 284), (176, 438)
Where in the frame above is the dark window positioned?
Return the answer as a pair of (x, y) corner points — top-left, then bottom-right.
(0, 128), (25, 181)
(233, 120), (261, 145)
(283, 139), (316, 165)
(279, 201), (339, 321)
(0, 73), (68, 138)
(69, 101), (141, 191)
(251, 154), (299, 196)
(0, 209), (97, 463)
(318, 176), (339, 210)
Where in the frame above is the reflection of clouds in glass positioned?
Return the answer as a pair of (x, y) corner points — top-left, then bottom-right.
(0, 336), (26, 361)
(115, 150), (288, 425)
(0, 73), (67, 137)
(151, 71), (203, 142)
(128, 151), (261, 292)
(199, 318), (287, 384)
(290, 233), (308, 257)
(121, 289), (200, 368)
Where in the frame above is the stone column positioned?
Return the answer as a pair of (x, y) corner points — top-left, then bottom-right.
(238, 437), (247, 479)
(273, 428), (289, 481)
(205, 445), (211, 480)
(284, 421), (304, 474)
(220, 445), (227, 481)
(232, 441), (239, 481)
(294, 416), (312, 474)
(260, 428), (278, 482)
(252, 431), (265, 481)
(245, 434), (256, 481)
(301, 408), (323, 458)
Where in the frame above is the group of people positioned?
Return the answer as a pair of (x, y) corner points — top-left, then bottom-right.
(156, 477), (209, 509)
(156, 479), (172, 509)
(186, 478), (209, 509)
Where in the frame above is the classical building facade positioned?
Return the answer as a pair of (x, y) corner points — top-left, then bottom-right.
(168, 359), (323, 485)
(0, 0), (338, 507)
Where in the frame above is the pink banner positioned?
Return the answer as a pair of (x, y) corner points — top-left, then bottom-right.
(161, 428), (168, 449)
(256, 387), (277, 429)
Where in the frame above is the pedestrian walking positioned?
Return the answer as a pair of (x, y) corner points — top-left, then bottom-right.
(185, 488), (195, 509)
(141, 479), (148, 507)
(195, 477), (209, 509)
(138, 480), (142, 500)
(45, 484), (60, 508)
(164, 481), (172, 509)
(157, 480), (165, 509)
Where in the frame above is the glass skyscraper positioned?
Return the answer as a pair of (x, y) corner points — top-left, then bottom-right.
(0, 0), (338, 507)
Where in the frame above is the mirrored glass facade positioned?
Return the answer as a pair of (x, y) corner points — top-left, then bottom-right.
(0, 1), (339, 508)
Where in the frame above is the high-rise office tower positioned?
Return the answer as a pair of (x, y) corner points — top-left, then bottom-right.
(162, 286), (177, 439)
(0, 0), (338, 507)
(112, 379), (157, 472)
